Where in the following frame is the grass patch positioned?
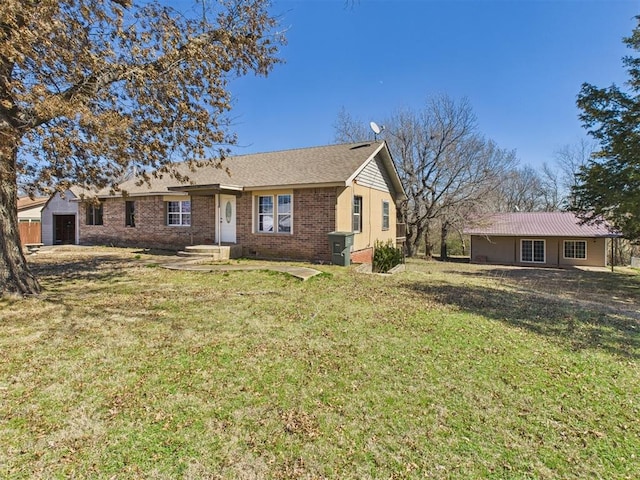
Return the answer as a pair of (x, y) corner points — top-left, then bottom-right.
(0, 248), (638, 478)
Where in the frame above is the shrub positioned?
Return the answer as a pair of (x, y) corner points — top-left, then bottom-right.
(373, 240), (403, 273)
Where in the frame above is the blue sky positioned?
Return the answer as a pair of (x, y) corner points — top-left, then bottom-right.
(226, 0), (637, 169)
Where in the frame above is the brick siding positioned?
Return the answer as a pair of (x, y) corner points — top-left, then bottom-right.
(79, 188), (338, 261)
(80, 195), (216, 249)
(237, 188), (336, 262)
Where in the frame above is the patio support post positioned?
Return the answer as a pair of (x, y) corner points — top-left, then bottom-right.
(611, 237), (615, 272)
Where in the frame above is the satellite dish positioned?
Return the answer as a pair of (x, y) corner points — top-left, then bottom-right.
(370, 121), (385, 140)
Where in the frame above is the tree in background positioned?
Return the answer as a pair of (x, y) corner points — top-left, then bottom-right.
(431, 138), (517, 259)
(336, 95), (516, 258)
(486, 139), (595, 214)
(489, 165), (546, 213)
(573, 15), (640, 241)
(0, 0), (283, 295)
(554, 139), (594, 196)
(334, 107), (372, 144)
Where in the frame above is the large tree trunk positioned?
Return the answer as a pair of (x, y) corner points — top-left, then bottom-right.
(406, 221), (424, 258)
(0, 132), (41, 296)
(405, 226), (417, 257)
(440, 220), (449, 261)
(424, 224), (433, 259)
(458, 229), (466, 256)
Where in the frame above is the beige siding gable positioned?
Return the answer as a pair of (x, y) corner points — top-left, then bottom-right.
(355, 155), (393, 193)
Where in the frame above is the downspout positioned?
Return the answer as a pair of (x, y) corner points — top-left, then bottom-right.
(190, 195), (194, 246)
(333, 187), (342, 231)
(217, 194), (221, 247)
(368, 185), (373, 248)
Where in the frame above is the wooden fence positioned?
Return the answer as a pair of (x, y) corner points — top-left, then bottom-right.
(19, 221), (41, 246)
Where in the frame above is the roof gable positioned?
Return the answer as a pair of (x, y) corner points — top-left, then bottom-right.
(349, 142), (405, 201)
(464, 212), (620, 238)
(354, 154), (392, 192)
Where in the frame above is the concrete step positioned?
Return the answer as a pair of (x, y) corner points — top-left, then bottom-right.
(178, 244), (242, 261)
(177, 250), (222, 261)
(184, 245), (224, 255)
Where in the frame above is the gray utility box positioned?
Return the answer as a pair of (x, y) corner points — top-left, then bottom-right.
(328, 231), (354, 266)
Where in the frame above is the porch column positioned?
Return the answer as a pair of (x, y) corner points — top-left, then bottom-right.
(217, 194), (221, 246)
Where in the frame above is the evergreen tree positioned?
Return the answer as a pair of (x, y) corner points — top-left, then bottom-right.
(573, 15), (640, 240)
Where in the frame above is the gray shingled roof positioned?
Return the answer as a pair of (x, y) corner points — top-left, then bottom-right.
(17, 196), (48, 211)
(464, 212), (620, 238)
(99, 141), (400, 196)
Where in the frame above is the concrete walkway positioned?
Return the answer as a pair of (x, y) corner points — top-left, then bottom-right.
(32, 245), (325, 281)
(161, 259), (323, 281)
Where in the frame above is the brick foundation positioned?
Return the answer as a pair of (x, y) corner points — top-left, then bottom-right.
(350, 247), (373, 264)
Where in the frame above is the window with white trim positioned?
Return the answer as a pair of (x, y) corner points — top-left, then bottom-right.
(564, 240), (587, 259)
(353, 196), (363, 233)
(166, 200), (191, 226)
(277, 194), (292, 233)
(382, 200), (390, 231)
(521, 239), (545, 263)
(257, 196), (273, 232)
(256, 194), (292, 233)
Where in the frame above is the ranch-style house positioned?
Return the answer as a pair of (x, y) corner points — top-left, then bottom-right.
(42, 141), (407, 264)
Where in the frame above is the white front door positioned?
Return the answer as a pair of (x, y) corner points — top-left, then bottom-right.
(219, 194), (236, 243)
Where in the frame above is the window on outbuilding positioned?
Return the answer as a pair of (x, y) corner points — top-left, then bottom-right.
(521, 239), (545, 263)
(86, 202), (103, 226)
(564, 240), (587, 259)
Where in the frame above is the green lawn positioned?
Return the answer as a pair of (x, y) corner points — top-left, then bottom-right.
(1, 248), (639, 479)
